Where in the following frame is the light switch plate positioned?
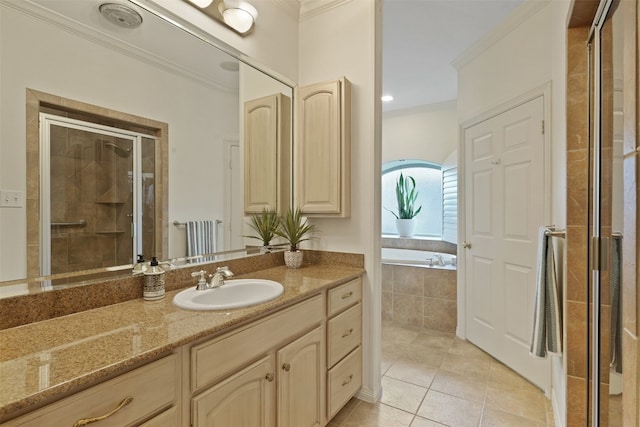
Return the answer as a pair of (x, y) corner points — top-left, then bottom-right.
(0, 190), (24, 208)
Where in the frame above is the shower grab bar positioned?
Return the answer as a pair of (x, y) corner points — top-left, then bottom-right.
(51, 220), (87, 227)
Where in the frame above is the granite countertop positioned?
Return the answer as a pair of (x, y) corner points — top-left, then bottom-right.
(0, 264), (364, 422)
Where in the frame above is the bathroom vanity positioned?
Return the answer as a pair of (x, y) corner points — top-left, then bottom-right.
(0, 263), (363, 427)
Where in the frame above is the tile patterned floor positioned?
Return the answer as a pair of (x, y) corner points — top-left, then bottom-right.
(328, 322), (555, 427)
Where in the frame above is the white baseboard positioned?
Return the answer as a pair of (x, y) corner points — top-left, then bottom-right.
(356, 385), (381, 403)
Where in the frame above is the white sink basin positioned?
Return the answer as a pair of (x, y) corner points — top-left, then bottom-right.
(173, 279), (284, 311)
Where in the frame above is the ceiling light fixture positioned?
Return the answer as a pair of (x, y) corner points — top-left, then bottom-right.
(381, 95), (394, 102)
(187, 0), (214, 8)
(219, 0), (258, 34)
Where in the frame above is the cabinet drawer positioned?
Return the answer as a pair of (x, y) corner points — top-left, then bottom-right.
(5, 355), (177, 427)
(192, 294), (323, 392)
(327, 303), (361, 367)
(327, 346), (362, 420)
(327, 278), (361, 317)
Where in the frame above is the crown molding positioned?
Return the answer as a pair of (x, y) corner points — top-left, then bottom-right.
(451, 0), (551, 70)
(272, 0), (300, 19)
(383, 100), (457, 119)
(298, 0), (352, 21)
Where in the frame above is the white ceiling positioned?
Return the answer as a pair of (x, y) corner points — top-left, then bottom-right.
(383, 0), (526, 112)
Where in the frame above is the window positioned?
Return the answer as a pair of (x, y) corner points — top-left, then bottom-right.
(382, 160), (442, 238)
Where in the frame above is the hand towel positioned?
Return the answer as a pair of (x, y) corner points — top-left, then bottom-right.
(530, 226), (562, 358)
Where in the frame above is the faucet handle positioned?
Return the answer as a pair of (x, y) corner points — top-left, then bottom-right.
(216, 266), (234, 277)
(191, 270), (208, 290)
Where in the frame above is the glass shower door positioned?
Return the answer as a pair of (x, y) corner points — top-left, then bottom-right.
(590, 0), (624, 424)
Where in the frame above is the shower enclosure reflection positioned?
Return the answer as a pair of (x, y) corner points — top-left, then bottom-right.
(40, 114), (157, 276)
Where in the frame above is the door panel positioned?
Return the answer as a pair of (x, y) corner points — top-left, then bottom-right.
(192, 355), (275, 427)
(464, 96), (549, 390)
(277, 326), (324, 427)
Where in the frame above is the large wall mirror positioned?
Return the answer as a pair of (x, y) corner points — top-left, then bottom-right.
(0, 0), (293, 294)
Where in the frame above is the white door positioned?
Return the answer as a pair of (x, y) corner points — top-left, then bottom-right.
(464, 96), (549, 390)
(223, 140), (243, 251)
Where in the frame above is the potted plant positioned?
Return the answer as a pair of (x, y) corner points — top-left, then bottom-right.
(386, 172), (422, 237)
(244, 209), (280, 253)
(274, 207), (316, 268)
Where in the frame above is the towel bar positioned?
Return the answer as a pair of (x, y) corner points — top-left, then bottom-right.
(51, 220), (87, 227)
(544, 229), (565, 238)
(173, 220), (222, 226)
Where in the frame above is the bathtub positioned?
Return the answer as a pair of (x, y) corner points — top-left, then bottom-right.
(381, 248), (457, 270)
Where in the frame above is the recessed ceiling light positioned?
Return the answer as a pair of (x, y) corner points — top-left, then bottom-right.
(381, 95), (394, 102)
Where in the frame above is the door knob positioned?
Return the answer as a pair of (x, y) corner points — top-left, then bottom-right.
(463, 241), (472, 249)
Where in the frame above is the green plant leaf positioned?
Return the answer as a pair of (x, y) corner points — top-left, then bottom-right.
(387, 172), (422, 219)
(273, 207), (316, 251)
(243, 209), (280, 245)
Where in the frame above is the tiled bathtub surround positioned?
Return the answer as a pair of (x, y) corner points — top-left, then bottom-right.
(381, 237), (457, 255)
(382, 264), (457, 333)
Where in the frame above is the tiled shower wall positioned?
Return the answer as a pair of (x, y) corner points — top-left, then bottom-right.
(565, 24), (591, 427)
(381, 264), (457, 333)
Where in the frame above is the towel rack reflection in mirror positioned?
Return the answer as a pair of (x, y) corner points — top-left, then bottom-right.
(51, 220), (87, 227)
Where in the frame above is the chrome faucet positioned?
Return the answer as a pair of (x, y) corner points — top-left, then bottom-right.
(208, 266), (234, 288)
(434, 254), (445, 266)
(191, 266), (234, 290)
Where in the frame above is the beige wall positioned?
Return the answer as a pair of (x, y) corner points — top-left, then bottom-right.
(297, 0), (382, 402)
(382, 101), (458, 165)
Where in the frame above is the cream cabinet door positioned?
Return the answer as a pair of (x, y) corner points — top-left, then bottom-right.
(277, 326), (325, 427)
(295, 78), (351, 217)
(192, 355), (276, 427)
(244, 93), (291, 214)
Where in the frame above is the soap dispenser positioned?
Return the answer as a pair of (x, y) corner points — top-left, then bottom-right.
(143, 257), (165, 301)
(132, 254), (148, 276)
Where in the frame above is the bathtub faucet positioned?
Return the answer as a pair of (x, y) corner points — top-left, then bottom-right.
(434, 254), (445, 266)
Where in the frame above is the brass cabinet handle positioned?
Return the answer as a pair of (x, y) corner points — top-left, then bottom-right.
(341, 291), (353, 300)
(265, 373), (274, 382)
(72, 396), (133, 426)
(342, 374), (353, 386)
(342, 328), (354, 338)
(282, 363), (291, 372)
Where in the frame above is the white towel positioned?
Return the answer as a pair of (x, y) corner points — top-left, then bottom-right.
(530, 226), (562, 358)
(186, 220), (217, 258)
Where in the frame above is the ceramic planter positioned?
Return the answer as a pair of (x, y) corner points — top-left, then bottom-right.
(284, 250), (304, 268)
(395, 218), (416, 238)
